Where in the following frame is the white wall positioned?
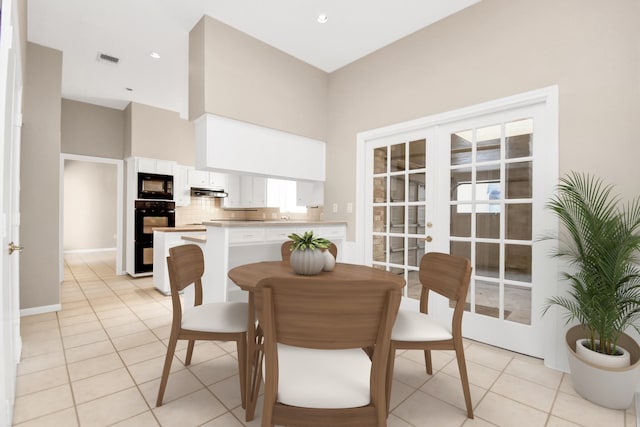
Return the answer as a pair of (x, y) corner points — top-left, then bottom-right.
(63, 160), (117, 251)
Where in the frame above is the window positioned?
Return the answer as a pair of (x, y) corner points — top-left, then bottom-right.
(455, 181), (502, 213)
(267, 179), (306, 213)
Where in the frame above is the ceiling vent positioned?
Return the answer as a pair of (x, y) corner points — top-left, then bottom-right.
(97, 52), (120, 64)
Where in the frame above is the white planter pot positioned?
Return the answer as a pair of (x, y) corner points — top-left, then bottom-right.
(575, 339), (630, 368)
(566, 325), (640, 409)
(322, 249), (335, 272)
(290, 249), (325, 276)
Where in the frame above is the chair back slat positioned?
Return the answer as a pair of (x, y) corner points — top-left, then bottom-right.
(256, 277), (399, 350)
(419, 252), (471, 302)
(167, 244), (205, 293)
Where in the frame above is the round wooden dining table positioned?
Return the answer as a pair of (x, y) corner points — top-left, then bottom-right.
(227, 260), (406, 421)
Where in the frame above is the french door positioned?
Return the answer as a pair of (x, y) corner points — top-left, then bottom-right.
(362, 89), (558, 357)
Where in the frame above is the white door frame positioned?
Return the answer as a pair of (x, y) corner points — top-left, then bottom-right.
(59, 154), (125, 279)
(0, 0), (23, 424)
(356, 86), (559, 365)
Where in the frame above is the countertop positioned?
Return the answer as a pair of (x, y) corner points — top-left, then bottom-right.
(153, 225), (206, 232)
(201, 220), (347, 228)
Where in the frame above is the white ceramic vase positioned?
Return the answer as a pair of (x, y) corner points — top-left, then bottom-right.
(290, 249), (325, 276)
(322, 250), (335, 271)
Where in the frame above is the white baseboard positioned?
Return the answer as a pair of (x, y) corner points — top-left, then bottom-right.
(64, 247), (116, 254)
(20, 304), (61, 317)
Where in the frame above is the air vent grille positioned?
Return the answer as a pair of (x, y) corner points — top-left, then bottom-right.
(97, 52), (120, 64)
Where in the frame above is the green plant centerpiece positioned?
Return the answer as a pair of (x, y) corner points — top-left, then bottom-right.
(542, 171), (640, 409)
(288, 231), (331, 275)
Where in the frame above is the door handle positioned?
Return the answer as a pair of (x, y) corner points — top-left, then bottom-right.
(8, 242), (23, 255)
(425, 236), (433, 243)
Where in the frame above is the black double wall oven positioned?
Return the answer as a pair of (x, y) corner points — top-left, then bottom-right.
(134, 173), (175, 274)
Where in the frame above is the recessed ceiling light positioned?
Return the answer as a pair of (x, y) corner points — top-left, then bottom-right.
(317, 14), (328, 24)
(149, 51), (161, 59)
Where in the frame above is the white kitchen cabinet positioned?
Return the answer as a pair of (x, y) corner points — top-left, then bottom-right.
(296, 180), (324, 207)
(172, 165), (191, 206)
(153, 229), (206, 295)
(136, 157), (175, 175)
(239, 176), (267, 207)
(188, 169), (228, 190)
(224, 174), (240, 207)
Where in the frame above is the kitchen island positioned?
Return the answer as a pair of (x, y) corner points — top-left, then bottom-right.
(153, 226), (206, 294)
(202, 220), (347, 303)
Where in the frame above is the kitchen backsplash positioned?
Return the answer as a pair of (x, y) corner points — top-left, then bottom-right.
(175, 198), (323, 225)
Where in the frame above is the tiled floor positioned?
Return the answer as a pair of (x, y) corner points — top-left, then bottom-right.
(12, 250), (637, 427)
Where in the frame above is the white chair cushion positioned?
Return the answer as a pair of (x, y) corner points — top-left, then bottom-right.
(391, 309), (452, 342)
(274, 344), (371, 409)
(182, 302), (248, 333)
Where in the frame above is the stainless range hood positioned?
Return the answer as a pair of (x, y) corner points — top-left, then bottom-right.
(191, 187), (228, 198)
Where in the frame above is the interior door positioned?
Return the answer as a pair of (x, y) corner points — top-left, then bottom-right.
(435, 103), (557, 357)
(363, 94), (558, 358)
(0, 0), (23, 425)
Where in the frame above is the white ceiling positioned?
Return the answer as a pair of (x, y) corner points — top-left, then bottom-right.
(27, 0), (480, 117)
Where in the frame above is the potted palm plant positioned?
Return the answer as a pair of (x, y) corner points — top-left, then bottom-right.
(287, 230), (331, 275)
(543, 172), (640, 409)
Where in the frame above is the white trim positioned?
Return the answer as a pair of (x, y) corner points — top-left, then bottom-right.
(20, 304), (61, 317)
(59, 154), (125, 277)
(63, 247), (116, 254)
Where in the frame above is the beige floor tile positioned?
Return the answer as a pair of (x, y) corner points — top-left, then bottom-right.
(490, 372), (556, 412)
(60, 320), (104, 337)
(17, 351), (66, 376)
(139, 368), (204, 407)
(392, 389), (469, 427)
(207, 375), (243, 410)
(67, 352), (124, 381)
(128, 355), (185, 385)
(57, 305), (94, 318)
(95, 306), (134, 320)
(143, 314), (172, 330)
(152, 325), (172, 340)
(20, 319), (59, 336)
(76, 387), (149, 427)
(15, 365), (69, 397)
(12, 384), (74, 425)
(11, 407), (78, 427)
(64, 339), (115, 363)
(420, 371), (486, 414)
(152, 388), (227, 426)
(474, 391), (548, 427)
(200, 412), (245, 427)
(442, 358), (501, 390)
(20, 312), (58, 325)
(504, 357), (563, 390)
(109, 411), (160, 426)
(552, 391), (626, 427)
(175, 341), (227, 365)
(387, 413), (415, 427)
(105, 319), (150, 338)
(465, 341), (514, 371)
(99, 312), (140, 328)
(61, 329), (109, 349)
(390, 354), (432, 389)
(188, 354), (240, 386)
(119, 340), (167, 365)
(388, 379), (416, 413)
(111, 329), (160, 351)
(57, 312), (98, 327)
(461, 416), (497, 426)
(559, 374), (580, 397)
(71, 367), (135, 404)
(20, 336), (63, 359)
(400, 348), (456, 372)
(546, 415), (582, 426)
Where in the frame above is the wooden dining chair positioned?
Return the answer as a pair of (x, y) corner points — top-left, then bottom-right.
(156, 244), (248, 407)
(386, 252), (474, 418)
(255, 276), (401, 427)
(280, 240), (337, 261)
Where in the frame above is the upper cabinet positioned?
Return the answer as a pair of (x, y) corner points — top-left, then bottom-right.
(296, 181), (324, 207)
(173, 165), (191, 207)
(239, 176), (267, 207)
(136, 157), (176, 175)
(194, 114), (325, 182)
(188, 169), (228, 190)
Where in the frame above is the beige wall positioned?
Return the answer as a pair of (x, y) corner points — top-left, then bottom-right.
(63, 160), (117, 251)
(325, 0), (640, 238)
(190, 16), (329, 141)
(128, 102), (195, 166)
(20, 42), (62, 310)
(61, 99), (125, 159)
